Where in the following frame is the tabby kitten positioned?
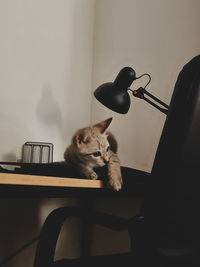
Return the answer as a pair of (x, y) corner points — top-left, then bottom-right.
(64, 118), (122, 191)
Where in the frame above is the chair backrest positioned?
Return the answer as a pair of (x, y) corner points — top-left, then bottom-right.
(147, 55), (200, 249)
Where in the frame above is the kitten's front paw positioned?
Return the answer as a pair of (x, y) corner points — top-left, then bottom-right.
(89, 171), (98, 180)
(109, 178), (122, 191)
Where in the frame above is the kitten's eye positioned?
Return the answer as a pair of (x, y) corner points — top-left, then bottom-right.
(93, 151), (101, 157)
(106, 146), (110, 152)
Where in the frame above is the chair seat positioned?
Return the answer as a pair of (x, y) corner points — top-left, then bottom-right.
(51, 252), (134, 267)
(52, 249), (196, 267)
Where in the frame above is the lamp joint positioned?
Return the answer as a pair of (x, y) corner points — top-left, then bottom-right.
(132, 87), (145, 99)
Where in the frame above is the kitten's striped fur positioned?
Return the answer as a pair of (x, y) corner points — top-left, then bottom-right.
(64, 118), (122, 191)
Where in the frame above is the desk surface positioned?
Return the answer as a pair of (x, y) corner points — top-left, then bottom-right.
(0, 162), (148, 197)
(0, 172), (103, 188)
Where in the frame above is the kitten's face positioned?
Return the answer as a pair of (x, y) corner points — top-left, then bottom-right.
(74, 118), (112, 168)
(81, 132), (110, 167)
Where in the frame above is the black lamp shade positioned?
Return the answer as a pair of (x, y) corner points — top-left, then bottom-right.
(94, 67), (136, 114)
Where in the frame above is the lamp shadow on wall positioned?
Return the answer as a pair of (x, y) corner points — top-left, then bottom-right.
(36, 86), (62, 127)
(35, 85), (70, 147)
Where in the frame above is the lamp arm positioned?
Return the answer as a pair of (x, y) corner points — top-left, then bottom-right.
(129, 87), (169, 115)
(143, 89), (169, 109)
(143, 95), (168, 115)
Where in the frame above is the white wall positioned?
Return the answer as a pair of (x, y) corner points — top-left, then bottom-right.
(0, 1), (95, 266)
(0, 0), (95, 162)
(1, 0), (200, 170)
(91, 0), (200, 172)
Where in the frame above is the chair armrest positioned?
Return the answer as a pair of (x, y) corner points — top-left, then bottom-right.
(34, 206), (133, 267)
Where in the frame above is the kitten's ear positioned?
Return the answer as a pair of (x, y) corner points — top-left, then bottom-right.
(73, 129), (91, 148)
(94, 117), (113, 133)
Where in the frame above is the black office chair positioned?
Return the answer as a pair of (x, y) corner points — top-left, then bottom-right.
(34, 55), (200, 267)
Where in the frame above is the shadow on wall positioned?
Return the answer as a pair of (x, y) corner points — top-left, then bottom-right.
(36, 86), (62, 127)
(35, 86), (71, 149)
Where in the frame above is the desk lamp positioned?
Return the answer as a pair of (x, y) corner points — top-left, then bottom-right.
(94, 67), (169, 115)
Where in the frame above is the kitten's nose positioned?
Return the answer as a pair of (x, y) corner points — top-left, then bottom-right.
(103, 158), (109, 164)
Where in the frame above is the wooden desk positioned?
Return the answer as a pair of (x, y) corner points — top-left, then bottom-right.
(0, 172), (103, 188)
(0, 173), (106, 197)
(0, 163), (147, 197)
